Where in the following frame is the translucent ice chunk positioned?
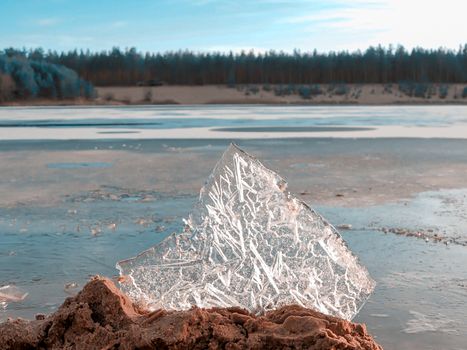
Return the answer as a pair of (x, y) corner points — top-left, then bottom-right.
(0, 285), (28, 303)
(117, 144), (375, 320)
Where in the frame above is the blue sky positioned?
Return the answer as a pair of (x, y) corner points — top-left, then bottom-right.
(1, 0), (465, 53)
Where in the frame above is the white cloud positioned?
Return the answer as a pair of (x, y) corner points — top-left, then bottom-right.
(281, 0), (467, 50)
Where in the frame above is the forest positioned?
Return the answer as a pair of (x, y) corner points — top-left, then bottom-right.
(1, 45), (467, 101)
(3, 45), (466, 87)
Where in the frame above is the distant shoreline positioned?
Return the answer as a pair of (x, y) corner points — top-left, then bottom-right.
(2, 83), (467, 106)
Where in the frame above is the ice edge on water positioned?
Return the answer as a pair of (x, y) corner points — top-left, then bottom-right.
(117, 143), (375, 320)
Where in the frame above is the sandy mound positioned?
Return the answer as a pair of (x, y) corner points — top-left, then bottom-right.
(0, 277), (382, 349)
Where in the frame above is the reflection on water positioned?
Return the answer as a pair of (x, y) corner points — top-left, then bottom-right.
(0, 190), (192, 320)
(344, 229), (467, 350)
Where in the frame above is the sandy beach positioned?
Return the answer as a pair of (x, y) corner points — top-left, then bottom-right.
(2, 84), (467, 106)
(98, 84), (467, 105)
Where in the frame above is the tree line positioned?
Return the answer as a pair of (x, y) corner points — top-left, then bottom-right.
(1, 45), (467, 89)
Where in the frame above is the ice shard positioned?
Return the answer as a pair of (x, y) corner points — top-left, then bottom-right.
(0, 285), (28, 303)
(117, 144), (375, 320)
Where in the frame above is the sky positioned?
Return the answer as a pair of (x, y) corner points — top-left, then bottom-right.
(0, 0), (466, 53)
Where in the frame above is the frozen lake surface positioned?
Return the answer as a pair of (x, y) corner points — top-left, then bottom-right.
(1, 105), (467, 139)
(1, 105), (467, 349)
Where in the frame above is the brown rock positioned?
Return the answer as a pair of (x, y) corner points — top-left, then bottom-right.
(0, 277), (383, 350)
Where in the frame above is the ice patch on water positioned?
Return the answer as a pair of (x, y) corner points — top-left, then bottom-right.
(117, 144), (375, 320)
(403, 310), (459, 334)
